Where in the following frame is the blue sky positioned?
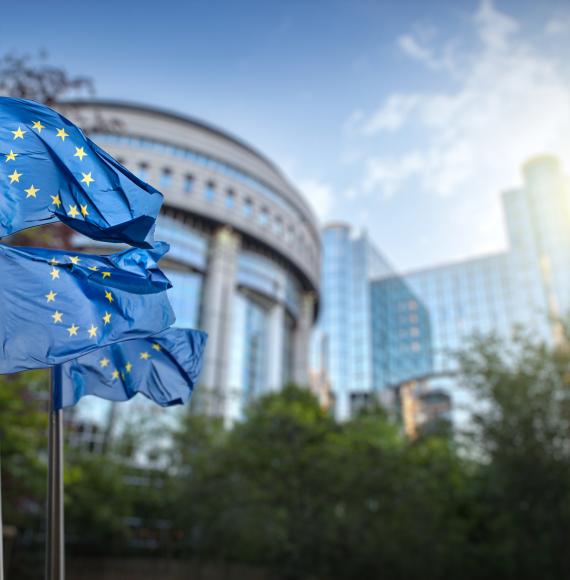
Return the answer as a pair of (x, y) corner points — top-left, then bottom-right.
(2, 0), (569, 272)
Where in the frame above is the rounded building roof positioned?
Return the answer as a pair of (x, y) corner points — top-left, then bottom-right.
(64, 99), (321, 294)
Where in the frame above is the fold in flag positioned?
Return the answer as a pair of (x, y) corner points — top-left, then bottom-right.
(56, 328), (208, 409)
(0, 97), (163, 247)
(0, 242), (175, 373)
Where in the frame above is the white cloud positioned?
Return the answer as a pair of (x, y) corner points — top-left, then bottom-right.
(299, 179), (335, 221)
(363, 152), (426, 198)
(398, 34), (434, 64)
(475, 0), (518, 51)
(546, 15), (570, 36)
(355, 0), (570, 203)
(397, 23), (456, 71)
(361, 94), (420, 133)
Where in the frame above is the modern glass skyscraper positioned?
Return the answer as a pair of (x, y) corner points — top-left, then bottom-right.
(314, 224), (397, 419)
(317, 155), (570, 422)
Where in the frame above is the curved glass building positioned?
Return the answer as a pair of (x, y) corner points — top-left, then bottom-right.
(68, 101), (320, 423)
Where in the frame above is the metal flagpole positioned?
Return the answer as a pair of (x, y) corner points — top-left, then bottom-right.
(0, 436), (4, 580)
(46, 365), (65, 580)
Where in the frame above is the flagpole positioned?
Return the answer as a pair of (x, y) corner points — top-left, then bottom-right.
(46, 365), (65, 580)
(0, 435), (4, 580)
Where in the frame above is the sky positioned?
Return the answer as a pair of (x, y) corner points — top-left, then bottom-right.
(2, 0), (569, 273)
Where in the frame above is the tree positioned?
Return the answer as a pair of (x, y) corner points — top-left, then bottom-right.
(459, 330), (570, 579)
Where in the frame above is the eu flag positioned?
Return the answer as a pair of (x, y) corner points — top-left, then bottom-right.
(0, 97), (163, 247)
(56, 328), (208, 409)
(0, 242), (175, 373)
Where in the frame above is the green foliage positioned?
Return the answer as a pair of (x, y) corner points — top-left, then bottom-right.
(459, 332), (570, 579)
(0, 371), (47, 525)
(65, 454), (134, 553)
(6, 331), (570, 579)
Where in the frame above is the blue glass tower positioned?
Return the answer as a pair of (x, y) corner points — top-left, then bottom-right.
(316, 155), (570, 424)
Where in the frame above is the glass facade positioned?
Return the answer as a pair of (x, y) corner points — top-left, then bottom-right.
(315, 225), (397, 419)
(401, 254), (514, 375)
(503, 156), (570, 341)
(316, 156), (570, 423)
(166, 270), (203, 329)
(371, 277), (433, 389)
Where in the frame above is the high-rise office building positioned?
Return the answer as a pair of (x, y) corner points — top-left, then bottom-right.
(317, 155), (570, 423)
(65, 100), (320, 427)
(314, 224), (401, 419)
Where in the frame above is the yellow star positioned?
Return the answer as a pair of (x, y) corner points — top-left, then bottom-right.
(24, 184), (39, 198)
(12, 126), (26, 140)
(102, 271), (111, 279)
(151, 343), (161, 351)
(99, 357), (110, 368)
(68, 205), (80, 218)
(81, 172), (94, 186)
(5, 150), (17, 162)
(87, 324), (98, 338)
(104, 290), (113, 303)
(8, 170), (22, 184)
(102, 311), (112, 325)
(52, 311), (63, 324)
(111, 369), (120, 380)
(50, 268), (60, 280)
(140, 351), (150, 360)
(56, 128), (69, 141)
(88, 265), (99, 271)
(49, 257), (59, 266)
(69, 256), (81, 265)
(50, 194), (62, 208)
(45, 290), (57, 302)
(32, 121), (45, 133)
(74, 146), (87, 161)
(67, 323), (79, 337)
(80, 204), (89, 217)
(125, 362), (133, 373)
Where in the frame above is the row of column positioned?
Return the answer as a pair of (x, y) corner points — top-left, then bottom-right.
(200, 227), (315, 419)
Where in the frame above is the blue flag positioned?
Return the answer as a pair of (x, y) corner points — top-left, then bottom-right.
(0, 97), (163, 247)
(56, 328), (208, 409)
(0, 242), (175, 373)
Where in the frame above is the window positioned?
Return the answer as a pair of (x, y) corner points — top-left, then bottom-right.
(225, 189), (235, 209)
(244, 198), (253, 218)
(204, 181), (215, 201)
(275, 217), (283, 235)
(138, 163), (149, 181)
(259, 207), (269, 226)
(160, 168), (172, 188)
(184, 174), (194, 193)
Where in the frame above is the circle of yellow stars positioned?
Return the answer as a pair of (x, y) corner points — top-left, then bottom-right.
(45, 254), (119, 343)
(45, 254), (161, 383)
(4, 120), (94, 218)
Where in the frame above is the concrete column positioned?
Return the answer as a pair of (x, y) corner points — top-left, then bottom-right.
(266, 302), (285, 392)
(200, 227), (240, 414)
(292, 292), (315, 387)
